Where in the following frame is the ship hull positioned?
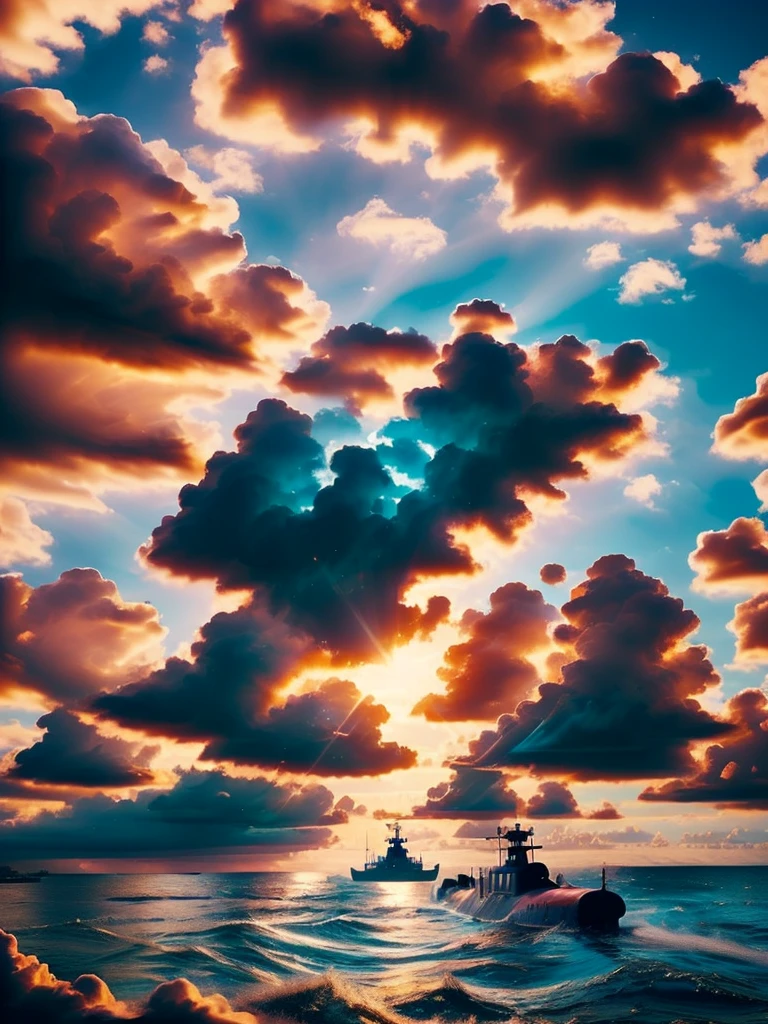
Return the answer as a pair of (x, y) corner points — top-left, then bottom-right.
(440, 885), (625, 931)
(351, 865), (439, 882)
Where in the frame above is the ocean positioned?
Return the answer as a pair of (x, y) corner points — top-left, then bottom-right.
(2, 866), (768, 1023)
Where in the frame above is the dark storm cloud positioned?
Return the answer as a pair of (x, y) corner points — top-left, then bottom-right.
(202, 677), (417, 777)
(0, 89), (327, 504)
(411, 766), (523, 819)
(413, 582), (557, 722)
(596, 341), (663, 399)
(0, 569), (164, 703)
(462, 555), (728, 780)
(143, 329), (668, 662)
(95, 599), (311, 742)
(689, 517), (768, 593)
(6, 709), (158, 788)
(0, 767), (344, 860)
(282, 322), (437, 414)
(197, 1), (764, 230)
(640, 688), (768, 809)
(540, 563), (567, 585)
(143, 400), (474, 663)
(525, 781), (581, 818)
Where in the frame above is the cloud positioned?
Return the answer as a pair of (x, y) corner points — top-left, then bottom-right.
(743, 233), (768, 265)
(0, 1), (165, 80)
(411, 767), (523, 819)
(689, 517), (768, 595)
(186, 144), (263, 193)
(712, 373), (768, 462)
(142, 20), (170, 46)
(623, 473), (662, 509)
(585, 802), (622, 820)
(0, 767), (344, 860)
(540, 563), (567, 585)
(0, 89), (326, 514)
(5, 709), (158, 789)
(201, 677), (418, 777)
(337, 198), (447, 261)
(282, 322), (437, 414)
(143, 325), (672, 662)
(413, 582), (558, 722)
(584, 241), (623, 270)
(143, 54), (169, 74)
(688, 220), (737, 257)
(462, 554), (726, 780)
(0, 569), (166, 703)
(0, 498), (52, 568)
(617, 258), (686, 304)
(526, 781), (581, 818)
(191, 2), (767, 233)
(640, 688), (768, 809)
(449, 299), (517, 340)
(728, 592), (768, 664)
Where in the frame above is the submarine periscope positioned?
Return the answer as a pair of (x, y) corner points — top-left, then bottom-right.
(436, 823), (626, 931)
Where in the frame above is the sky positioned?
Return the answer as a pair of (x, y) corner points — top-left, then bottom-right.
(0, 0), (767, 873)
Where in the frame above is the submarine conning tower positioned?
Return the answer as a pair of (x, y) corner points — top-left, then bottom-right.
(484, 823), (558, 897)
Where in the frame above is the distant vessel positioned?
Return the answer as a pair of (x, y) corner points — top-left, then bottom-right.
(437, 823), (625, 931)
(351, 822), (439, 882)
(0, 865), (46, 884)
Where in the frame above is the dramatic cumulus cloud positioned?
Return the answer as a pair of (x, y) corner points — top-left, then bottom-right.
(526, 781), (581, 818)
(337, 198), (447, 260)
(0, 569), (165, 703)
(0, 767), (345, 860)
(540, 563), (567, 585)
(411, 767), (523, 819)
(282, 322), (437, 414)
(728, 593), (768, 665)
(462, 554), (726, 780)
(0, 498), (52, 568)
(191, 1), (767, 233)
(449, 299), (517, 340)
(688, 220), (737, 257)
(0, 88), (326, 512)
(617, 258), (686, 304)
(0, 1), (166, 79)
(413, 582), (558, 721)
(5, 709), (158, 789)
(201, 677), (417, 777)
(641, 689), (768, 809)
(584, 241), (623, 269)
(713, 374), (768, 463)
(689, 517), (768, 595)
(143, 328), (671, 662)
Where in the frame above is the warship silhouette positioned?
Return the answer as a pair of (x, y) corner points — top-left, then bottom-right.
(437, 823), (625, 930)
(351, 822), (439, 882)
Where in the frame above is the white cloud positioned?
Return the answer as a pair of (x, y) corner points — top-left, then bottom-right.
(743, 233), (768, 265)
(617, 258), (686, 304)
(143, 54), (169, 74)
(0, 497), (53, 567)
(142, 20), (169, 46)
(688, 220), (737, 258)
(185, 145), (263, 194)
(337, 197), (447, 261)
(584, 240), (624, 269)
(623, 474), (662, 509)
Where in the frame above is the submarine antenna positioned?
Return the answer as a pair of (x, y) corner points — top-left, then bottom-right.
(601, 865), (606, 891)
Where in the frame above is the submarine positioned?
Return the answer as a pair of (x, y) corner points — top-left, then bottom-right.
(436, 823), (625, 931)
(351, 821), (439, 882)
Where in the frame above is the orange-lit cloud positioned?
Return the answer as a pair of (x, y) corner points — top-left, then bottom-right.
(689, 517), (768, 595)
(191, 1), (767, 233)
(337, 198), (447, 261)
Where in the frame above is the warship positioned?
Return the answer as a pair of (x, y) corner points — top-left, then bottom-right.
(351, 821), (439, 882)
(437, 823), (625, 931)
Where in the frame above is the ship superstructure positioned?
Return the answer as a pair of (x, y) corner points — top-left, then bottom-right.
(351, 822), (439, 882)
